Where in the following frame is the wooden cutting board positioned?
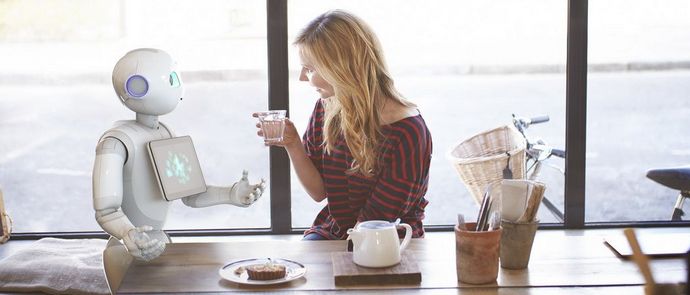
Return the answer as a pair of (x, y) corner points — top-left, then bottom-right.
(331, 252), (422, 286)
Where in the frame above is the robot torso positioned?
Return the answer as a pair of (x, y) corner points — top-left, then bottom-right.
(99, 120), (174, 229)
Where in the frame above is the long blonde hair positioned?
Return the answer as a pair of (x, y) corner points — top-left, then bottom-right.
(294, 10), (414, 177)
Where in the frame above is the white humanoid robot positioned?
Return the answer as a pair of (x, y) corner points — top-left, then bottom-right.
(93, 48), (265, 262)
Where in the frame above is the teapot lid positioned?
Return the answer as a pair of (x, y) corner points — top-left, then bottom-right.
(358, 220), (395, 229)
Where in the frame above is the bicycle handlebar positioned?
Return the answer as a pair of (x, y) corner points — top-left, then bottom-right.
(512, 114), (550, 132)
(511, 114), (566, 223)
(551, 148), (566, 158)
(529, 115), (550, 125)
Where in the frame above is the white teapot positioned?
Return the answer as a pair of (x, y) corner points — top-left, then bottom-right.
(346, 220), (412, 268)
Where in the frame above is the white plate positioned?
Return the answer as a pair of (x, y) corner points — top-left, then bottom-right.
(219, 258), (307, 285)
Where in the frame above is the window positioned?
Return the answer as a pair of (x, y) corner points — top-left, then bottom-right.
(3, 0), (684, 236)
(287, 0), (568, 228)
(586, 0), (690, 222)
(0, 0), (270, 232)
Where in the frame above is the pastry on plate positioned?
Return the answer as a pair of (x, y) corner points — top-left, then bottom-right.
(245, 261), (287, 280)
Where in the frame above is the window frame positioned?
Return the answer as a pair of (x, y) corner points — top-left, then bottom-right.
(10, 0), (689, 240)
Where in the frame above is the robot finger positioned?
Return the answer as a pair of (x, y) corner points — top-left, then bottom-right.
(131, 232), (145, 244)
(141, 251), (158, 262)
(150, 240), (166, 252)
(249, 191), (259, 202)
(140, 243), (164, 259)
(138, 249), (154, 261)
(138, 237), (160, 250)
(143, 241), (166, 257)
(134, 237), (151, 249)
(252, 187), (263, 199)
(130, 249), (146, 261)
(242, 170), (249, 181)
(137, 225), (154, 233)
(127, 244), (149, 261)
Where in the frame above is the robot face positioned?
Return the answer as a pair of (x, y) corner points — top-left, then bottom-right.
(112, 48), (185, 115)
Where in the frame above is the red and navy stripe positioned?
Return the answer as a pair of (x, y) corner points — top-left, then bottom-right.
(303, 99), (432, 239)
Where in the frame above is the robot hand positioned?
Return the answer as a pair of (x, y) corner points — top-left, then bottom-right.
(122, 225), (166, 261)
(229, 170), (266, 207)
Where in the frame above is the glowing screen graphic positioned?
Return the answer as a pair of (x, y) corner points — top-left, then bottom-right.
(165, 151), (192, 184)
(148, 136), (206, 201)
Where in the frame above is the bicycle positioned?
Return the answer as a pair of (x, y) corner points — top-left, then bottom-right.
(646, 166), (690, 221)
(511, 114), (566, 223)
(513, 116), (690, 222)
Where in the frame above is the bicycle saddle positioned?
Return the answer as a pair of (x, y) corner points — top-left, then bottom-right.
(646, 166), (690, 191)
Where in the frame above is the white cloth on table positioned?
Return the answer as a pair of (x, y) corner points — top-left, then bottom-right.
(0, 237), (109, 295)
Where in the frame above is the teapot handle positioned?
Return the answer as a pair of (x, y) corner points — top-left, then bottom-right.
(397, 223), (413, 251)
(346, 228), (355, 252)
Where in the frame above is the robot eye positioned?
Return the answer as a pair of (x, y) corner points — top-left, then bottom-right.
(126, 75), (149, 99)
(169, 71), (181, 88)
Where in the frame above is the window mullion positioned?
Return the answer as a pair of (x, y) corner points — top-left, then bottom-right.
(267, 0), (292, 234)
(564, 0), (588, 228)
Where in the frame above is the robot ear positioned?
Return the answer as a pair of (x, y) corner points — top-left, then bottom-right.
(125, 75), (149, 99)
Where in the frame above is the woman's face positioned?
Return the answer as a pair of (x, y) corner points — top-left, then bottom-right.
(298, 53), (335, 99)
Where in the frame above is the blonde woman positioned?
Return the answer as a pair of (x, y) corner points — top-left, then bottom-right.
(256, 10), (432, 240)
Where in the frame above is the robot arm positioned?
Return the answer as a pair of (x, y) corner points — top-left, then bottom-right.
(93, 137), (165, 261)
(93, 137), (132, 239)
(182, 170), (265, 208)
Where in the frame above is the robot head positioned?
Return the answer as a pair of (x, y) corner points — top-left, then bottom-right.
(112, 48), (184, 115)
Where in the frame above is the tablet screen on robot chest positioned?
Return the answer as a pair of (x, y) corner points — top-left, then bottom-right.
(147, 136), (207, 201)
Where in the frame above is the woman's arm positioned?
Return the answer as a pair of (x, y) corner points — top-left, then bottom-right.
(254, 114), (326, 202)
(284, 137), (326, 202)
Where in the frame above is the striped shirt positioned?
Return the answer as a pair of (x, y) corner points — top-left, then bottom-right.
(302, 99), (432, 239)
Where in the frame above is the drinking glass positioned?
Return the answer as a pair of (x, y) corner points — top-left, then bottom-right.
(257, 110), (286, 143)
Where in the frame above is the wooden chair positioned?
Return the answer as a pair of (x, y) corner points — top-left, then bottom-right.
(102, 237), (133, 295)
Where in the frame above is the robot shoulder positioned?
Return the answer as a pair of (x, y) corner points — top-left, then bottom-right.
(95, 137), (127, 157)
(97, 127), (135, 163)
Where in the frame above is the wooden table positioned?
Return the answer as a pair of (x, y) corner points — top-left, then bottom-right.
(117, 230), (687, 294)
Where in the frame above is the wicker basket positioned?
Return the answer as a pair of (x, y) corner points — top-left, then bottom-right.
(447, 125), (527, 205)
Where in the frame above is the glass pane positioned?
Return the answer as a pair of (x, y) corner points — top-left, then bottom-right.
(0, 0), (269, 232)
(288, 0), (567, 229)
(586, 0), (690, 222)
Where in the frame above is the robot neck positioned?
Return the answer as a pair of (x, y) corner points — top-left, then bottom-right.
(136, 113), (160, 129)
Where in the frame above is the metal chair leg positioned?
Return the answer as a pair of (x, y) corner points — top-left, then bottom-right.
(671, 192), (688, 221)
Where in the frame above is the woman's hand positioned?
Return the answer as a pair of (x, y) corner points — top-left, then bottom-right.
(253, 113), (301, 150)
(253, 113), (325, 201)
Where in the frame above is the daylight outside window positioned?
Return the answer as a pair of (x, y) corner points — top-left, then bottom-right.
(586, 0), (690, 222)
(0, 0), (270, 232)
(287, 0), (568, 228)
(3, 0), (684, 235)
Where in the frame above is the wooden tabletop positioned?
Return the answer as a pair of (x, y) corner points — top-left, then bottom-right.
(117, 230), (687, 294)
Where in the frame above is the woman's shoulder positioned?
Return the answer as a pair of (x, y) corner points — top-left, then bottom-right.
(308, 98), (326, 119)
(314, 98), (326, 111)
(390, 113), (428, 131)
(386, 113), (431, 143)
(381, 102), (418, 125)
